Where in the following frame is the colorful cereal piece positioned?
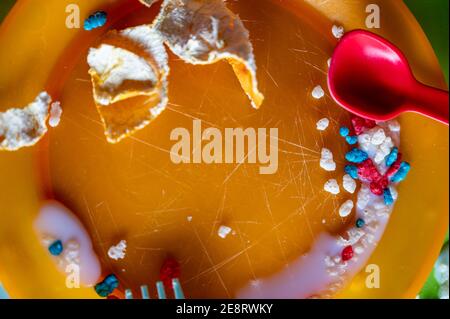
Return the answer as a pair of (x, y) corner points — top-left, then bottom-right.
(370, 176), (388, 196)
(385, 147), (399, 167)
(160, 257), (180, 290)
(355, 218), (365, 228)
(391, 162), (411, 183)
(84, 11), (107, 31)
(351, 116), (376, 135)
(346, 148), (369, 164)
(339, 126), (350, 137)
(383, 188), (394, 205)
(48, 240), (63, 256)
(94, 274), (119, 297)
(357, 159), (381, 182)
(345, 165), (359, 179)
(341, 246), (354, 262)
(345, 135), (358, 145)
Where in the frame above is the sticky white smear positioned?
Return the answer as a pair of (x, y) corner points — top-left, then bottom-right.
(238, 121), (400, 298)
(34, 201), (101, 287)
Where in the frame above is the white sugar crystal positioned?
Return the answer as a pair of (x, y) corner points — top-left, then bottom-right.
(354, 245), (364, 255)
(187, 215), (193, 222)
(343, 174), (357, 194)
(339, 200), (354, 217)
(324, 179), (340, 195)
(388, 120), (401, 132)
(108, 240), (127, 260)
(312, 85), (325, 99)
(357, 185), (371, 209)
(389, 186), (398, 201)
(332, 25), (345, 39)
(49, 101), (63, 128)
(320, 148), (336, 171)
(218, 225), (232, 239)
(370, 128), (386, 146)
(316, 118), (330, 131)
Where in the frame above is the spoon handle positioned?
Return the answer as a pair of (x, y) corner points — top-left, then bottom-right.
(410, 83), (449, 125)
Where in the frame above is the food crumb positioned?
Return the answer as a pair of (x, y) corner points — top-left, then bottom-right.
(343, 174), (357, 194)
(187, 216), (193, 222)
(312, 85), (325, 99)
(108, 240), (127, 260)
(218, 225), (232, 239)
(339, 200), (354, 217)
(316, 118), (330, 131)
(332, 25), (345, 39)
(324, 179), (340, 195)
(49, 101), (63, 128)
(320, 148), (336, 172)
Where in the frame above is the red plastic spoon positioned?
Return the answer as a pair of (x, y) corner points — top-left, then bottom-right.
(328, 30), (449, 125)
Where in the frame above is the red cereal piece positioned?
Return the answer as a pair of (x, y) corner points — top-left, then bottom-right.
(386, 153), (403, 179)
(370, 176), (388, 196)
(351, 116), (376, 135)
(341, 246), (354, 262)
(357, 159), (381, 182)
(160, 257), (180, 290)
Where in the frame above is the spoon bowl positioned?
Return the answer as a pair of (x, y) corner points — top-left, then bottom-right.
(328, 30), (449, 124)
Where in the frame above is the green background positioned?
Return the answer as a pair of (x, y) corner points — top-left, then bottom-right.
(0, 0), (448, 299)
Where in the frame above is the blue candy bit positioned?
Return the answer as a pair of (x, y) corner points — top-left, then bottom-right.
(391, 162), (411, 183)
(345, 135), (358, 145)
(345, 165), (359, 179)
(48, 240), (63, 256)
(339, 126), (350, 137)
(84, 11), (107, 31)
(345, 148), (369, 164)
(94, 274), (119, 297)
(383, 188), (394, 205)
(385, 147), (399, 167)
(355, 218), (365, 228)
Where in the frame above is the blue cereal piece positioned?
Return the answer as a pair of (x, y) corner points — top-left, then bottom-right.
(345, 135), (358, 145)
(95, 274), (119, 297)
(345, 148), (368, 164)
(345, 165), (359, 179)
(84, 11), (107, 31)
(355, 218), (365, 228)
(48, 240), (63, 256)
(383, 188), (394, 205)
(339, 126), (350, 137)
(385, 147), (398, 167)
(391, 162), (411, 183)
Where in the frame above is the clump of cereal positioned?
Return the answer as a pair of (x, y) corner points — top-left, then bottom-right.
(87, 25), (169, 143)
(0, 92), (52, 151)
(153, 0), (264, 109)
